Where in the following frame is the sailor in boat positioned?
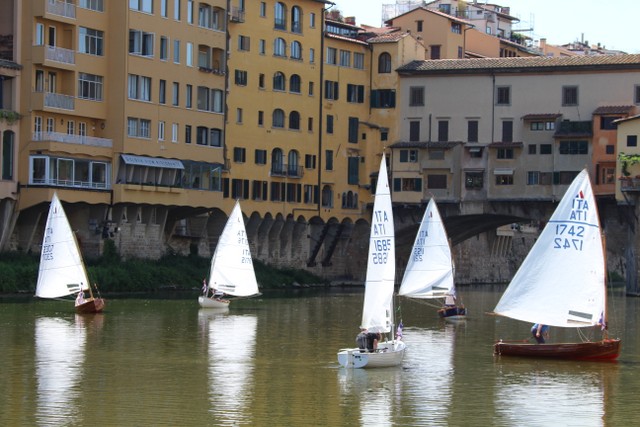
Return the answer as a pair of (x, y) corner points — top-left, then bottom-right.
(531, 323), (550, 344)
(356, 329), (381, 353)
(75, 286), (85, 307)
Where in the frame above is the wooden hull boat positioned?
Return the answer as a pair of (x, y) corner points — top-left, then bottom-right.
(198, 295), (230, 309)
(494, 338), (621, 361)
(75, 297), (105, 314)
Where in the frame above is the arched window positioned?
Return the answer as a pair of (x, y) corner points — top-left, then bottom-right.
(289, 74), (301, 93)
(290, 41), (302, 60)
(378, 52), (392, 73)
(271, 148), (284, 174)
(291, 6), (302, 33)
(274, 38), (286, 57)
(288, 111), (300, 130)
(274, 2), (287, 30)
(272, 109), (285, 128)
(273, 72), (286, 91)
(288, 150), (299, 176)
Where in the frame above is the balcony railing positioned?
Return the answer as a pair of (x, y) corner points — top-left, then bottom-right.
(229, 6), (245, 23)
(270, 164), (304, 178)
(44, 92), (75, 110)
(46, 45), (75, 65)
(33, 131), (113, 148)
(48, 0), (76, 19)
(31, 178), (110, 190)
(620, 177), (640, 192)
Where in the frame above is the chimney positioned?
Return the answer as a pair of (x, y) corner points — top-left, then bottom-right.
(345, 16), (356, 25)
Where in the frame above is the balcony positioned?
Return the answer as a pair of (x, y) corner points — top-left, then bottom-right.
(33, 131), (112, 148)
(620, 177), (640, 192)
(229, 6), (245, 23)
(32, 91), (75, 111)
(34, 45), (75, 68)
(271, 164), (304, 178)
(45, 0), (76, 19)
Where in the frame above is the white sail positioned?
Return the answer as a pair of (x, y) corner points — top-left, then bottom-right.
(208, 200), (259, 297)
(360, 156), (395, 334)
(494, 169), (605, 328)
(35, 193), (90, 299)
(398, 198), (454, 299)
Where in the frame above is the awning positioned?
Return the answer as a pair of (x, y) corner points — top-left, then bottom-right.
(121, 154), (184, 169)
(494, 168), (514, 175)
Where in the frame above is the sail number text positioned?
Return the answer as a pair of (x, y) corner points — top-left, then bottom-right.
(372, 238), (391, 264)
(42, 227), (55, 260)
(553, 224), (584, 251)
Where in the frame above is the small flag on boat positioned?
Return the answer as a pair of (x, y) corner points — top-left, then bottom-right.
(598, 312), (606, 331)
(396, 321), (403, 340)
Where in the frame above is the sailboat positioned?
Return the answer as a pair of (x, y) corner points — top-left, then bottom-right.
(398, 198), (466, 320)
(492, 169), (621, 360)
(198, 200), (261, 308)
(35, 192), (105, 314)
(337, 155), (406, 368)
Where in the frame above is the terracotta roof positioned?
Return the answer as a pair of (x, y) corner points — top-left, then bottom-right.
(0, 59), (21, 70)
(325, 32), (369, 46)
(386, 6), (472, 27)
(367, 31), (411, 44)
(390, 141), (461, 149)
(592, 105), (636, 115)
(397, 54), (640, 75)
(522, 113), (563, 120)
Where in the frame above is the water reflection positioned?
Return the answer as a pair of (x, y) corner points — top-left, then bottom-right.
(34, 315), (87, 426)
(199, 310), (257, 425)
(337, 368), (402, 425)
(494, 360), (615, 427)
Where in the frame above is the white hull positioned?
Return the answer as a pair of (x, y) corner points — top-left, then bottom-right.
(337, 340), (406, 369)
(198, 296), (230, 309)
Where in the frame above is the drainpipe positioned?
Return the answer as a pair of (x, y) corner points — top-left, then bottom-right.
(318, 3), (335, 215)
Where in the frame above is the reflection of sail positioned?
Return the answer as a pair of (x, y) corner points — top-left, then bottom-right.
(205, 312), (257, 422)
(337, 367), (403, 424)
(35, 316), (87, 426)
(495, 362), (607, 426)
(402, 325), (455, 423)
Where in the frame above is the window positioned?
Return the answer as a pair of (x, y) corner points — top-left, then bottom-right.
(233, 147), (246, 163)
(259, 39), (266, 54)
(127, 117), (151, 138)
(130, 0), (153, 13)
(427, 174), (446, 189)
(196, 126), (222, 146)
(78, 73), (103, 100)
(290, 41), (302, 59)
(497, 148), (514, 159)
(467, 120), (478, 142)
(258, 111), (264, 126)
(79, 0), (104, 12)
(378, 53), (391, 73)
(451, 23), (462, 34)
(409, 87), (424, 106)
(347, 84), (364, 103)
(310, 12), (316, 28)
(326, 47), (337, 65)
(635, 85), (640, 104)
(291, 6), (302, 33)
(252, 180), (268, 201)
(160, 36), (168, 60)
(235, 70), (248, 86)
(309, 48), (315, 63)
(255, 149), (267, 165)
(530, 121), (544, 131)
(540, 144), (552, 154)
(502, 120), (513, 143)
(273, 72), (286, 91)
(527, 171), (540, 185)
(161, 0), (167, 16)
(348, 157), (359, 185)
(562, 86), (579, 106)
(236, 108), (243, 124)
(325, 150), (333, 171)
(274, 2), (286, 30)
(559, 140), (588, 154)
(430, 45), (441, 59)
(172, 82), (179, 106)
(606, 145), (614, 154)
(528, 144), (537, 155)
(465, 172), (483, 189)
(290, 75), (301, 93)
(399, 149), (418, 163)
(186, 42), (193, 66)
(272, 109), (285, 128)
(600, 116), (620, 130)
(159, 80), (166, 104)
(627, 135), (638, 147)
(260, 2), (266, 17)
(289, 111), (300, 130)
(173, 39), (180, 63)
(308, 117), (313, 131)
(370, 90), (395, 108)
(417, 20), (423, 32)
(129, 29), (154, 56)
(128, 74), (151, 101)
(198, 4), (225, 30)
(238, 35), (250, 51)
(79, 27), (104, 56)
(158, 121), (165, 141)
(305, 154), (316, 169)
(348, 117), (358, 143)
(438, 120), (449, 142)
(187, 0), (193, 23)
(340, 50), (351, 67)
(308, 82), (314, 96)
(354, 53), (365, 69)
(186, 84), (192, 108)
(326, 115), (334, 134)
(324, 81), (339, 100)
(2, 131), (15, 180)
(259, 74), (265, 89)
(496, 86), (510, 105)
(196, 86), (223, 112)
(496, 175), (513, 185)
(174, 0), (181, 20)
(274, 38), (286, 56)
(409, 121), (420, 142)
(36, 23), (44, 46)
(185, 125), (191, 143)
